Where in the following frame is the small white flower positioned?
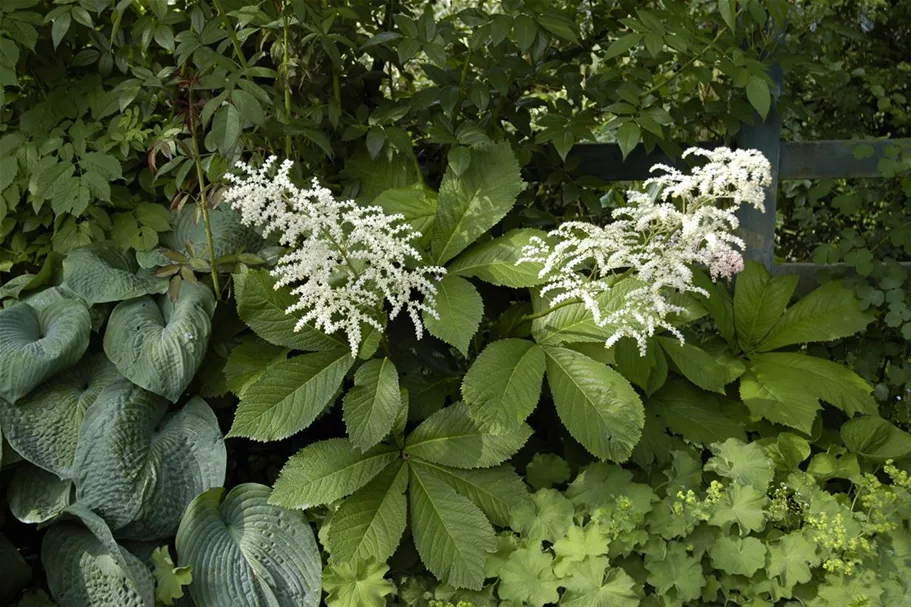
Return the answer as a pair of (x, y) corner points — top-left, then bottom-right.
(225, 157), (446, 354)
(518, 146), (771, 355)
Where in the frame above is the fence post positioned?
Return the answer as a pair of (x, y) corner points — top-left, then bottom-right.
(737, 64), (783, 271)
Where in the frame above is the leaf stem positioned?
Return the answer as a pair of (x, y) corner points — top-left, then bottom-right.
(187, 90), (222, 300)
(282, 2), (293, 157)
(521, 298), (580, 322)
(211, 0), (249, 70)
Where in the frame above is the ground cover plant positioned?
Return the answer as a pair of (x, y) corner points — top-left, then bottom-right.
(0, 0), (910, 606)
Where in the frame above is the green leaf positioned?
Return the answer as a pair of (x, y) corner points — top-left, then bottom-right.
(371, 184), (437, 250)
(205, 104), (241, 155)
(645, 543), (705, 602)
(51, 12), (71, 49)
(79, 152), (122, 181)
(323, 559), (395, 607)
(42, 520), (155, 607)
(104, 281), (215, 402)
(603, 33), (642, 59)
(73, 386), (226, 539)
(706, 438), (773, 492)
(841, 416), (911, 461)
(509, 487), (574, 544)
(617, 121), (641, 160)
(7, 463), (71, 524)
(710, 536), (766, 576)
(462, 338), (545, 433)
(733, 262), (797, 352)
(497, 547), (560, 607)
(223, 337), (289, 399)
(614, 337), (667, 395)
(657, 337), (745, 393)
(228, 349), (353, 441)
(62, 242), (168, 305)
(431, 142), (523, 264)
(405, 402), (532, 469)
(411, 460), (530, 527)
(0, 299), (90, 403)
(151, 546), (192, 606)
(757, 281), (874, 352)
(718, 0), (736, 31)
(526, 453), (571, 490)
(448, 229), (547, 287)
(560, 557), (639, 607)
(233, 269), (344, 351)
(552, 524), (608, 577)
(408, 463), (496, 590)
(0, 353), (121, 477)
(514, 15), (537, 52)
(343, 358), (401, 452)
(543, 346), (644, 462)
(423, 274), (483, 356)
(271, 439), (398, 509)
(766, 532), (819, 591)
(648, 380), (746, 446)
(176, 484), (321, 607)
(152, 204), (261, 265)
(326, 462), (408, 563)
(746, 75), (771, 119)
(707, 482), (768, 533)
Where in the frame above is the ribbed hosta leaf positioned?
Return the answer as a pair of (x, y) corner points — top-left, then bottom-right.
(0, 353), (121, 477)
(405, 403), (532, 469)
(7, 463), (71, 523)
(176, 483), (321, 607)
(410, 460), (531, 527)
(73, 384), (226, 539)
(159, 204), (261, 262)
(0, 298), (91, 403)
(104, 281), (215, 402)
(409, 463), (495, 590)
(62, 242), (167, 305)
(271, 438), (399, 509)
(544, 346), (644, 462)
(326, 461), (409, 563)
(228, 349), (354, 441)
(42, 508), (155, 607)
(343, 357), (401, 452)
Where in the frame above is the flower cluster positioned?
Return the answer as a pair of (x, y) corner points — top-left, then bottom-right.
(225, 157), (445, 353)
(517, 147), (771, 354)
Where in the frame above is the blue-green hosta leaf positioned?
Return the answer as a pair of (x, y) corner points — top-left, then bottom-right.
(176, 483), (321, 607)
(42, 511), (155, 607)
(423, 274), (483, 356)
(151, 204), (261, 265)
(233, 269), (345, 351)
(271, 438), (399, 509)
(326, 461), (409, 563)
(405, 403), (532, 469)
(408, 463), (496, 590)
(448, 229), (547, 288)
(461, 338), (545, 433)
(733, 261), (797, 352)
(410, 460), (531, 527)
(0, 353), (121, 477)
(431, 141), (523, 265)
(7, 463), (71, 524)
(543, 346), (644, 462)
(62, 242), (168, 305)
(104, 281), (215, 402)
(0, 299), (91, 403)
(228, 349), (354, 441)
(757, 280), (874, 352)
(343, 358), (401, 452)
(73, 384), (226, 539)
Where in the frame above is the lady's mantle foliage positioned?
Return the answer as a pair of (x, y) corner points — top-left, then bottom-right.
(225, 157), (446, 354)
(519, 147), (772, 354)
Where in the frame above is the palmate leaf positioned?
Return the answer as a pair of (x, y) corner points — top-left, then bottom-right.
(408, 463), (496, 590)
(405, 402), (532, 469)
(73, 385), (226, 539)
(271, 439), (399, 509)
(543, 346), (643, 462)
(461, 338), (545, 433)
(423, 274), (483, 356)
(709, 536), (766, 577)
(151, 546), (192, 606)
(104, 281), (215, 402)
(176, 483), (321, 607)
(497, 547), (560, 607)
(61, 242), (167, 305)
(0, 353), (121, 477)
(343, 357), (402, 452)
(447, 228), (548, 287)
(733, 261), (797, 352)
(326, 462), (409, 563)
(0, 298), (91, 403)
(705, 438), (773, 492)
(560, 557), (639, 607)
(431, 141), (523, 265)
(228, 349), (354, 441)
(323, 559), (395, 607)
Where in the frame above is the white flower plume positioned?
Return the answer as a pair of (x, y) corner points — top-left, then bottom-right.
(225, 156), (445, 353)
(519, 146), (771, 355)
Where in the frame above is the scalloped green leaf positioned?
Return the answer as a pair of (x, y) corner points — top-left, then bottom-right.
(176, 483), (321, 607)
(104, 281), (215, 402)
(62, 242), (168, 305)
(73, 384), (226, 539)
(0, 353), (122, 477)
(0, 298), (91, 403)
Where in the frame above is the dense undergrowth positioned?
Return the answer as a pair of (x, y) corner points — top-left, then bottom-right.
(0, 0), (910, 606)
